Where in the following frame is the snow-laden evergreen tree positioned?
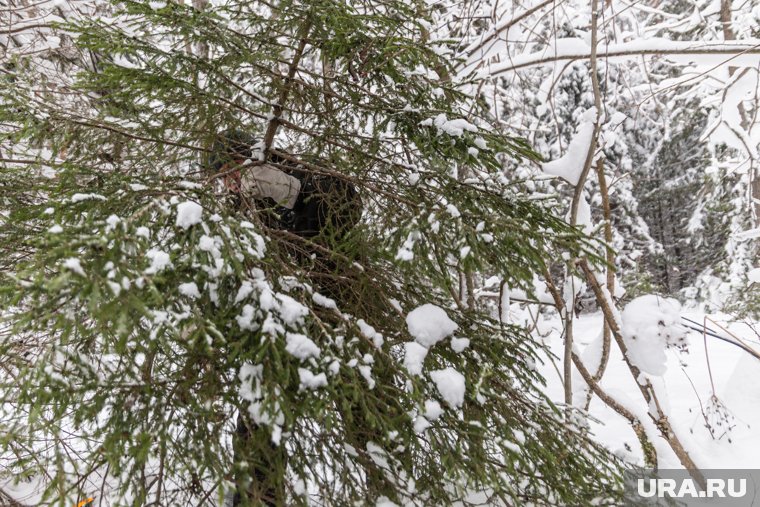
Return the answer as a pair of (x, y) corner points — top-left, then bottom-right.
(0, 0), (622, 504)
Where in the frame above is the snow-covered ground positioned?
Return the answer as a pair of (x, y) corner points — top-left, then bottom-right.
(535, 310), (760, 469)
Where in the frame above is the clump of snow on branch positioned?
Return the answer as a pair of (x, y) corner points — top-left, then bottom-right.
(405, 304), (458, 348)
(178, 282), (200, 299)
(144, 249), (172, 274)
(285, 333), (321, 361)
(403, 342), (428, 376)
(298, 368), (327, 390)
(62, 258), (85, 276)
(175, 200), (203, 229)
(429, 367), (466, 408)
(542, 107), (597, 185)
(402, 304), (459, 376)
(621, 295), (687, 376)
(419, 113), (478, 137)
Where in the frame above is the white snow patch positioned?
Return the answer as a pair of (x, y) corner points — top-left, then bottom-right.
(175, 201), (203, 229)
(413, 415), (430, 433)
(621, 295), (687, 376)
(145, 249), (172, 274)
(406, 304), (458, 348)
(71, 193), (106, 203)
(403, 342), (428, 376)
(430, 367), (466, 408)
(312, 292), (338, 310)
(235, 281), (254, 304)
(275, 294), (309, 326)
(105, 215), (121, 229)
(198, 235), (216, 252)
(107, 281), (121, 297)
(446, 204), (461, 218)
(63, 258), (85, 276)
(421, 113), (478, 137)
(450, 336), (470, 353)
(424, 399), (443, 420)
(357, 319), (384, 348)
(236, 304), (257, 331)
(286, 333), (321, 361)
(358, 364), (375, 389)
(298, 368), (327, 390)
(542, 109), (596, 185)
(178, 282), (200, 299)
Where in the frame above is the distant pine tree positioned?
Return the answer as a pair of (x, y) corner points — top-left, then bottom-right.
(0, 0), (621, 504)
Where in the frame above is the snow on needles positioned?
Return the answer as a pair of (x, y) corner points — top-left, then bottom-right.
(145, 249), (172, 275)
(298, 368), (327, 390)
(62, 258), (85, 276)
(430, 368), (466, 408)
(175, 201), (203, 229)
(403, 304), (459, 376)
(406, 304), (458, 348)
(419, 113), (478, 137)
(621, 295), (687, 376)
(178, 282), (200, 299)
(286, 333), (321, 361)
(403, 342), (428, 376)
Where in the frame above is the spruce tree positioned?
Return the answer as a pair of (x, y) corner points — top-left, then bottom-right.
(1, 0), (621, 504)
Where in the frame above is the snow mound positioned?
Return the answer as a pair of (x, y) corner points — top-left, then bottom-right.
(722, 355), (760, 425)
(357, 319), (384, 348)
(406, 304), (458, 348)
(450, 336), (470, 353)
(621, 295), (687, 376)
(430, 367), (466, 408)
(176, 201), (203, 229)
(275, 294), (309, 326)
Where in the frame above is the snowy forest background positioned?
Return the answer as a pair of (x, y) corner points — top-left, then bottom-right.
(2, 0), (760, 505)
